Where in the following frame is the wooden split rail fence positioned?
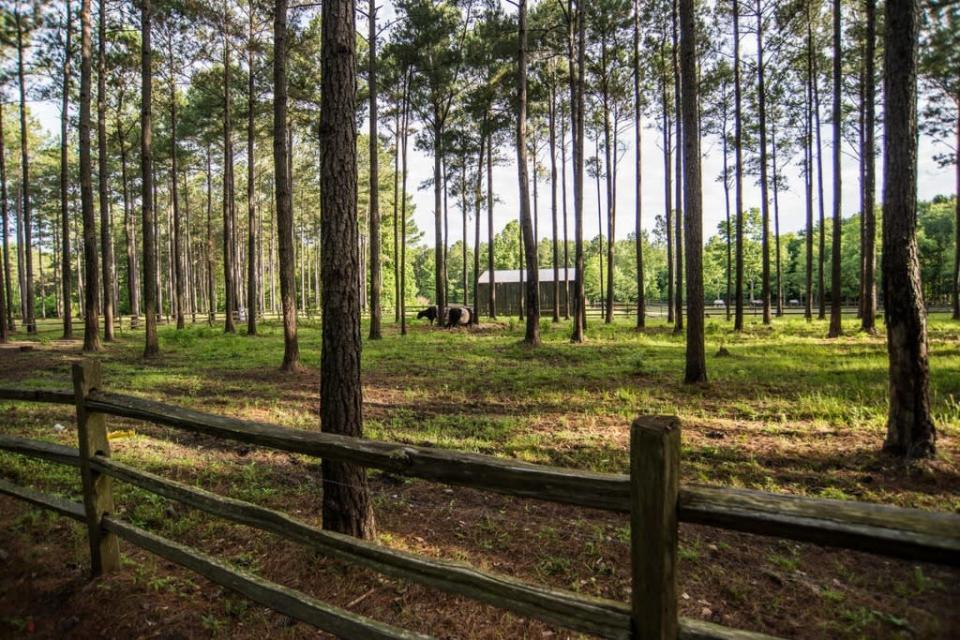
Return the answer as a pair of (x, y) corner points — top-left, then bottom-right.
(0, 361), (958, 639)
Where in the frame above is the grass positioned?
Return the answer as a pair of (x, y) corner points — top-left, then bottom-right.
(0, 312), (958, 639)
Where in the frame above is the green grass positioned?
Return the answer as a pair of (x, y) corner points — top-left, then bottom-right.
(6, 313), (960, 506)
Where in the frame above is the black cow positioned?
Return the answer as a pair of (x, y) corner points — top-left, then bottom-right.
(417, 305), (474, 328)
(416, 306), (439, 324)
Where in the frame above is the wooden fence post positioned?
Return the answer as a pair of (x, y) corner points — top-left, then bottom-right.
(73, 359), (121, 576)
(630, 416), (680, 640)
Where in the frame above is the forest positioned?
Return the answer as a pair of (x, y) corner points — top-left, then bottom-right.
(0, 0), (958, 638)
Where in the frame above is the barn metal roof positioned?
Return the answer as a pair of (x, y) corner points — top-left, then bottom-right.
(477, 268), (577, 284)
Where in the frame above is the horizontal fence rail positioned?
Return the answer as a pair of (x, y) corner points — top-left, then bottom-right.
(0, 477), (428, 640)
(2, 374), (959, 640)
(2, 388), (959, 565)
(0, 435), (776, 640)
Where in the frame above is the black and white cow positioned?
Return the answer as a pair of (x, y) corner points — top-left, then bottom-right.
(417, 305), (474, 328)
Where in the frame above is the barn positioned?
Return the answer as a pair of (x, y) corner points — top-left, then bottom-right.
(476, 268), (577, 317)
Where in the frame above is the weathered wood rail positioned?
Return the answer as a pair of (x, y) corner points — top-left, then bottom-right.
(0, 364), (957, 640)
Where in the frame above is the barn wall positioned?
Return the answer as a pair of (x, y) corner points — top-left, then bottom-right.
(477, 279), (575, 318)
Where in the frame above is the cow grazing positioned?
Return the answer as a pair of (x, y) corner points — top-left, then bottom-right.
(417, 305), (474, 328)
(416, 306), (439, 325)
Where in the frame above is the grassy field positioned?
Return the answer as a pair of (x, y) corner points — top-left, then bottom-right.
(0, 313), (958, 639)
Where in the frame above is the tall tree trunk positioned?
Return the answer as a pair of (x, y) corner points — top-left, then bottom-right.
(80, 0), (101, 352)
(166, 49), (184, 331)
(392, 109), (400, 323)
(881, 0), (935, 457)
(274, 0), (301, 370)
(672, 0), (683, 333)
(246, 2), (258, 335)
(487, 132), (495, 318)
(320, 0), (376, 538)
(634, 0), (645, 329)
(61, 0), (74, 338)
(733, 0), (745, 331)
(474, 128), (485, 322)
(721, 79), (732, 321)
(662, 60), (674, 326)
(756, 0), (771, 325)
(0, 101), (13, 332)
(223, 11), (237, 334)
(142, 0), (158, 356)
(560, 104), (569, 320)
(772, 123), (784, 316)
(517, 0), (539, 344)
(814, 24), (827, 320)
(862, 0), (877, 331)
(434, 121), (446, 319)
(98, 0), (113, 340)
(805, 4), (815, 321)
(570, 0), (586, 342)
(954, 113), (959, 321)
(828, 0), (843, 337)
(16, 186), (26, 323)
(601, 36), (614, 325)
(118, 111), (139, 320)
(680, 0), (705, 383)
(400, 72), (410, 334)
(16, 7), (35, 333)
(206, 146), (216, 325)
(367, 0), (382, 339)
(549, 85), (560, 323)
(462, 162), (467, 304)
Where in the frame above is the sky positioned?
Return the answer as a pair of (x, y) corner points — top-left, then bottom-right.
(402, 113), (955, 250)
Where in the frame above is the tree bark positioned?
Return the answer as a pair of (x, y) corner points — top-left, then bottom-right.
(549, 85), (560, 323)
(16, 7), (35, 333)
(814, 43), (827, 320)
(392, 109), (400, 323)
(601, 35), (614, 325)
(756, 0), (771, 325)
(142, 0), (159, 356)
(721, 79), (732, 321)
(98, 0), (113, 340)
(772, 124), (783, 317)
(634, 0), (645, 329)
(560, 103), (570, 320)
(487, 132), (495, 318)
(661, 35), (674, 326)
(320, 0), (376, 538)
(862, 0), (877, 332)
(206, 146), (216, 325)
(400, 71), (410, 335)
(680, 0), (705, 383)
(569, 0), (585, 342)
(367, 0), (382, 339)
(0, 101), (13, 333)
(828, 0), (843, 338)
(805, 4), (814, 321)
(223, 14), (237, 335)
(434, 122), (446, 319)
(517, 0), (539, 345)
(274, 0), (301, 370)
(246, 2), (258, 336)
(954, 112), (959, 321)
(733, 0), (745, 331)
(881, 0), (935, 458)
(61, 0), (74, 338)
(672, 0), (683, 333)
(474, 128), (485, 323)
(80, 0), (101, 352)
